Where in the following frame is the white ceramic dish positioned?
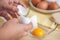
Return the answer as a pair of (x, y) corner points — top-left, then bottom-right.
(29, 0), (60, 13)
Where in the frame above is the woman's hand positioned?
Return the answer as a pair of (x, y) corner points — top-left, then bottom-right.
(0, 0), (26, 20)
(0, 18), (32, 40)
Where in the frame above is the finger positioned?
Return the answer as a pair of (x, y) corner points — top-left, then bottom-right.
(19, 0), (27, 8)
(3, 13), (10, 20)
(11, 6), (18, 12)
(9, 0), (14, 5)
(9, 18), (19, 23)
(13, 0), (19, 4)
(21, 23), (33, 31)
(9, 6), (18, 12)
(18, 18), (23, 24)
(0, 10), (10, 20)
(14, 0), (27, 8)
(0, 10), (3, 16)
(3, 4), (18, 12)
(25, 23), (33, 31)
(13, 3), (18, 7)
(18, 31), (28, 39)
(22, 32), (28, 36)
(7, 9), (18, 18)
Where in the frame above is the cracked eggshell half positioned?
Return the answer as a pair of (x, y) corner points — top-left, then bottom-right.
(19, 15), (38, 31)
(19, 16), (31, 24)
(29, 15), (38, 32)
(17, 5), (29, 16)
(30, 15), (38, 29)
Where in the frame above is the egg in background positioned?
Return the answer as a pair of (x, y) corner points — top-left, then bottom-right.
(32, 0), (41, 6)
(37, 1), (48, 10)
(48, 2), (59, 10)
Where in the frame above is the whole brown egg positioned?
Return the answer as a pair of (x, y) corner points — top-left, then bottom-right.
(48, 2), (59, 10)
(37, 1), (48, 10)
(32, 0), (41, 6)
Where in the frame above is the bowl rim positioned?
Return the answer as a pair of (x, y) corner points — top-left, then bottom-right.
(29, 0), (60, 13)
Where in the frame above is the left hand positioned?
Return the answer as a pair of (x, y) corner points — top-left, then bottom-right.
(0, 0), (26, 20)
(9, 0), (27, 8)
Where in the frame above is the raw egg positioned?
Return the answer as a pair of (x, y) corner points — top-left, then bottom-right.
(32, 0), (41, 6)
(32, 28), (45, 37)
(37, 1), (48, 10)
(48, 2), (59, 10)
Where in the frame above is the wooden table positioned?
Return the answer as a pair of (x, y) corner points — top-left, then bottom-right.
(0, 0), (60, 40)
(20, 0), (60, 40)
(23, 0), (60, 28)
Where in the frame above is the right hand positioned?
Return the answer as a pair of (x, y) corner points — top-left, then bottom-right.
(0, 18), (32, 40)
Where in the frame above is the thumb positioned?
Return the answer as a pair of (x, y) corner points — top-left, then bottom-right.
(23, 23), (33, 31)
(4, 4), (18, 12)
(19, 0), (27, 8)
(9, 18), (19, 23)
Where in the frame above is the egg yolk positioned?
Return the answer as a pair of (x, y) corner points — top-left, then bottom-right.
(32, 28), (45, 37)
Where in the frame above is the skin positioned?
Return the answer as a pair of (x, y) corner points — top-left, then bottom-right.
(0, 0), (26, 20)
(0, 18), (32, 40)
(0, 0), (30, 40)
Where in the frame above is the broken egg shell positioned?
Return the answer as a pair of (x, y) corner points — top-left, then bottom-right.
(17, 5), (29, 16)
(19, 15), (38, 30)
(19, 16), (31, 24)
(19, 15), (38, 32)
(30, 15), (38, 27)
(30, 15), (38, 32)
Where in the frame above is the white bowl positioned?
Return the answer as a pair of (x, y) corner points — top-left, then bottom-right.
(29, 0), (60, 13)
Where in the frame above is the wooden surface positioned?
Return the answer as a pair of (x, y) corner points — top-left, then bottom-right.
(23, 0), (59, 27)
(0, 0), (60, 40)
(20, 0), (60, 40)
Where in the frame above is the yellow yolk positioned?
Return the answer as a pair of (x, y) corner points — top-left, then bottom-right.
(32, 28), (45, 37)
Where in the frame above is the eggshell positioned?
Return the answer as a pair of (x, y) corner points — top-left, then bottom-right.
(17, 5), (29, 16)
(48, 2), (59, 10)
(19, 15), (38, 31)
(19, 15), (38, 29)
(32, 0), (41, 6)
(37, 1), (48, 10)
(30, 15), (38, 29)
(30, 15), (38, 32)
(20, 16), (31, 24)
